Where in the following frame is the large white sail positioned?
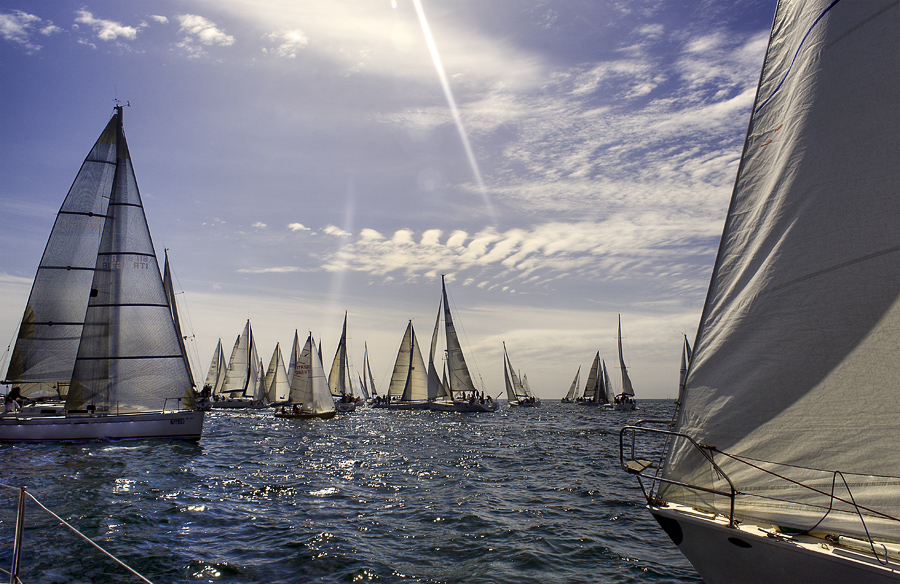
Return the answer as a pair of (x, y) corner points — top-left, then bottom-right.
(307, 337), (336, 415)
(662, 0), (900, 542)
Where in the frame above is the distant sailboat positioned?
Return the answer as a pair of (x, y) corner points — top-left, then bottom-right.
(561, 366), (580, 403)
(621, 2), (900, 582)
(429, 276), (499, 412)
(577, 351), (611, 407)
(0, 106), (203, 442)
(328, 312), (357, 413)
(275, 333), (336, 419)
(213, 320), (267, 409)
(503, 343), (540, 406)
(373, 321), (431, 410)
(613, 316), (635, 410)
(264, 343), (290, 406)
(357, 342), (377, 402)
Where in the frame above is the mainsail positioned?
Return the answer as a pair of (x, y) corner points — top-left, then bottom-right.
(4, 114), (119, 399)
(616, 315), (634, 397)
(662, 0), (900, 542)
(441, 275), (478, 396)
(327, 311), (354, 398)
(265, 343), (290, 404)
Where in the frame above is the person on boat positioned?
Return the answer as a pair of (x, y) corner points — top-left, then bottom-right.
(292, 404), (300, 414)
(4, 387), (24, 413)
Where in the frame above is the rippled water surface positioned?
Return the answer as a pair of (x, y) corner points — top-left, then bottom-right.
(0, 400), (702, 583)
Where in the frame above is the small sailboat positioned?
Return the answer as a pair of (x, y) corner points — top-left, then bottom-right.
(264, 343), (290, 407)
(503, 343), (540, 406)
(613, 315), (635, 410)
(577, 352), (611, 407)
(202, 338), (227, 406)
(275, 333), (336, 419)
(428, 276), (499, 413)
(372, 321), (431, 410)
(560, 366), (580, 403)
(621, 2), (900, 582)
(357, 342), (377, 403)
(0, 106), (203, 442)
(328, 312), (357, 413)
(211, 320), (267, 409)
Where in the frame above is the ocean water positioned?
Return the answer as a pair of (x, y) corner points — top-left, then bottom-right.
(0, 400), (702, 583)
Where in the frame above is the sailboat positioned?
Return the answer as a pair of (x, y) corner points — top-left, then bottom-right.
(429, 276), (499, 412)
(620, 2), (900, 582)
(613, 315), (636, 410)
(560, 366), (580, 403)
(212, 320), (267, 409)
(328, 312), (357, 413)
(357, 342), (377, 403)
(503, 343), (540, 406)
(275, 333), (336, 419)
(202, 339), (227, 406)
(372, 321), (431, 410)
(264, 343), (290, 407)
(0, 106), (204, 442)
(577, 351), (611, 407)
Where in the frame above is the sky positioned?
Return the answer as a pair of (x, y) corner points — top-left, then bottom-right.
(0, 0), (776, 400)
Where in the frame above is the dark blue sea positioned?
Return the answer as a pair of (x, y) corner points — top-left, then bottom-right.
(0, 400), (701, 583)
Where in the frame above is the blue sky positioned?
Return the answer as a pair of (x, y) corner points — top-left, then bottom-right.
(0, 0), (775, 399)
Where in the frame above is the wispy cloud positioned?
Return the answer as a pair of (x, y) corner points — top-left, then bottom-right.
(237, 266), (305, 274)
(0, 10), (60, 52)
(263, 30), (308, 58)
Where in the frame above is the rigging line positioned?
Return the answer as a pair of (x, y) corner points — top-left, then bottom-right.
(713, 448), (900, 523)
(22, 489), (154, 584)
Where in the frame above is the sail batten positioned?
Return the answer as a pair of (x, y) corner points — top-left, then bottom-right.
(661, 0), (900, 542)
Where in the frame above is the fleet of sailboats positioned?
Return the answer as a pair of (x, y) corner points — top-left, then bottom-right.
(0, 106), (204, 442)
(621, 1), (900, 582)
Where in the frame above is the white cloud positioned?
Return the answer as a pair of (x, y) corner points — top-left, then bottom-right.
(323, 225), (351, 237)
(263, 30), (308, 58)
(175, 14), (234, 57)
(252, 222), (267, 228)
(0, 10), (58, 52)
(288, 223), (310, 232)
(150, 15), (169, 25)
(75, 10), (140, 42)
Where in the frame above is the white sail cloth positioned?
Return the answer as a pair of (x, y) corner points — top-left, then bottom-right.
(662, 0), (900, 542)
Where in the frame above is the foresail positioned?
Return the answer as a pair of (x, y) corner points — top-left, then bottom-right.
(662, 0), (900, 542)
(164, 251), (194, 388)
(67, 107), (193, 412)
(4, 113), (118, 399)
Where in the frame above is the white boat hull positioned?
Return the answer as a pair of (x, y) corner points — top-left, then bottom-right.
(0, 410), (205, 443)
(371, 400), (431, 410)
(429, 400), (499, 412)
(651, 504), (900, 583)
